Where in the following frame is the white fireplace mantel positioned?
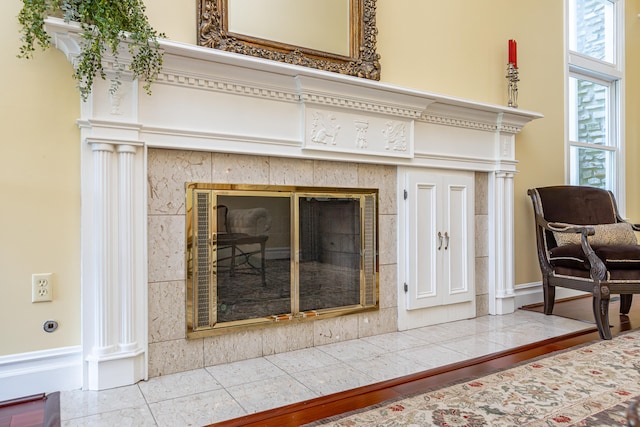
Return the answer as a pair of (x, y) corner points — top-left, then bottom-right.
(45, 18), (542, 390)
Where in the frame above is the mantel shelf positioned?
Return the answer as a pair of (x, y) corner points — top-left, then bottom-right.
(44, 17), (542, 169)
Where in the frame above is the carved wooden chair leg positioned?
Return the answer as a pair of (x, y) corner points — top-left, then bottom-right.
(543, 278), (555, 315)
(620, 294), (633, 315)
(592, 290), (612, 340)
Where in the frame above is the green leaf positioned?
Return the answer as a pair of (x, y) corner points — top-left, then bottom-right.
(17, 0), (164, 101)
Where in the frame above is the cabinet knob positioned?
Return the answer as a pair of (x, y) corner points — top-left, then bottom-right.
(444, 232), (450, 250)
(437, 231), (443, 250)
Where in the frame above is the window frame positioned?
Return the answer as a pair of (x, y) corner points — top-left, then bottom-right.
(565, 0), (626, 214)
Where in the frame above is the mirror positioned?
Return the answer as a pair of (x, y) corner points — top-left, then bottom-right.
(227, 0), (351, 57)
(198, 0), (381, 80)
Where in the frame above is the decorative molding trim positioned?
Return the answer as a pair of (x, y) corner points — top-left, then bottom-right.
(45, 21), (82, 62)
(0, 346), (82, 401)
(85, 137), (144, 147)
(141, 126), (301, 148)
(421, 113), (500, 133)
(300, 93), (423, 118)
(156, 71), (300, 103)
(411, 153), (518, 170)
(77, 120), (143, 134)
(497, 123), (523, 134)
(513, 281), (587, 309)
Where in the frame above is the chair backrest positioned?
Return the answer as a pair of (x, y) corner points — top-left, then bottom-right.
(227, 207), (272, 236)
(531, 185), (618, 226)
(528, 185), (621, 261)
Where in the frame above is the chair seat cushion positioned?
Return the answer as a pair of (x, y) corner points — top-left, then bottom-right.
(550, 244), (640, 270)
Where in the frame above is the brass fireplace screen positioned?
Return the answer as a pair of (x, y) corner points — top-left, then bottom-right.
(186, 184), (378, 337)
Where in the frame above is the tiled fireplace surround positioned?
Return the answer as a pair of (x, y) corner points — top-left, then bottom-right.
(147, 151), (486, 377)
(45, 19), (541, 390)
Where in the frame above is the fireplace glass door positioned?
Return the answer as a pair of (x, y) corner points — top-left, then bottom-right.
(186, 184), (378, 336)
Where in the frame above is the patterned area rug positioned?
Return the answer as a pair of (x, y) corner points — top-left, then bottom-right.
(312, 330), (640, 426)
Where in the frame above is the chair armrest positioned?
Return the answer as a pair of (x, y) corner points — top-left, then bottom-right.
(541, 220), (606, 281)
(546, 221), (595, 236)
(532, 210), (595, 237)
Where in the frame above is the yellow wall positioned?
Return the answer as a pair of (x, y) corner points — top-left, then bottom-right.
(0, 0), (638, 356)
(376, 0), (567, 285)
(626, 1), (640, 223)
(144, 0), (195, 45)
(0, 2), (80, 355)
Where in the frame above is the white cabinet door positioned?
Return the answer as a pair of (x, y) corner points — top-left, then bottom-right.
(405, 169), (474, 311)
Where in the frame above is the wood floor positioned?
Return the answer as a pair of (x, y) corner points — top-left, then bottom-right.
(209, 296), (639, 427)
(0, 393), (59, 427)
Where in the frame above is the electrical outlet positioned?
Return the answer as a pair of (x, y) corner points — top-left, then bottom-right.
(32, 273), (53, 303)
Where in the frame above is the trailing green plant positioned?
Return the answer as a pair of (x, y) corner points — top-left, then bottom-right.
(18, 0), (165, 101)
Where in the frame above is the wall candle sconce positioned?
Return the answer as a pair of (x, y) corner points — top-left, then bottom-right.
(506, 39), (519, 108)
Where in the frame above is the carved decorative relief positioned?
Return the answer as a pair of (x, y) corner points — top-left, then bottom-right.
(502, 140), (511, 157)
(311, 112), (341, 145)
(354, 120), (369, 149)
(383, 121), (407, 152)
(110, 91), (124, 115)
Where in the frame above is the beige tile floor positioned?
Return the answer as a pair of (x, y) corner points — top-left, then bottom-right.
(60, 310), (593, 426)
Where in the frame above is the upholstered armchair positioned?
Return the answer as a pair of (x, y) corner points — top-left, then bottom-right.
(528, 185), (640, 339)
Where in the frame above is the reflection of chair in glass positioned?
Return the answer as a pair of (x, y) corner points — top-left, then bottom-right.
(216, 205), (272, 285)
(528, 185), (640, 339)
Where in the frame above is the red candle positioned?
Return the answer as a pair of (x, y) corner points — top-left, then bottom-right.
(508, 39), (517, 67)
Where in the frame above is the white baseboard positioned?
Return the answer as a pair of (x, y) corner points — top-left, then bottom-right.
(0, 346), (82, 401)
(515, 281), (588, 309)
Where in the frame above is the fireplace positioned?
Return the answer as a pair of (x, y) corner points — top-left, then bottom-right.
(186, 184), (378, 335)
(44, 18), (541, 390)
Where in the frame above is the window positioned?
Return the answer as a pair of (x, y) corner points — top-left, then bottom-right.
(568, 0), (615, 63)
(568, 74), (616, 187)
(566, 0), (624, 202)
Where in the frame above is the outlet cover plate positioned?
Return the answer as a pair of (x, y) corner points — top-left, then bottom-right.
(32, 273), (53, 303)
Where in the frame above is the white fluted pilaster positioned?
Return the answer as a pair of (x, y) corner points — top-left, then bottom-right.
(489, 171), (516, 315)
(117, 144), (138, 352)
(84, 137), (145, 391)
(90, 142), (117, 355)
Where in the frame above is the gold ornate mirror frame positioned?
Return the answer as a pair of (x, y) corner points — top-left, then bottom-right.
(198, 0), (381, 80)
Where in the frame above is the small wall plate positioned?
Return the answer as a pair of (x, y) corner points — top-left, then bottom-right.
(43, 320), (58, 332)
